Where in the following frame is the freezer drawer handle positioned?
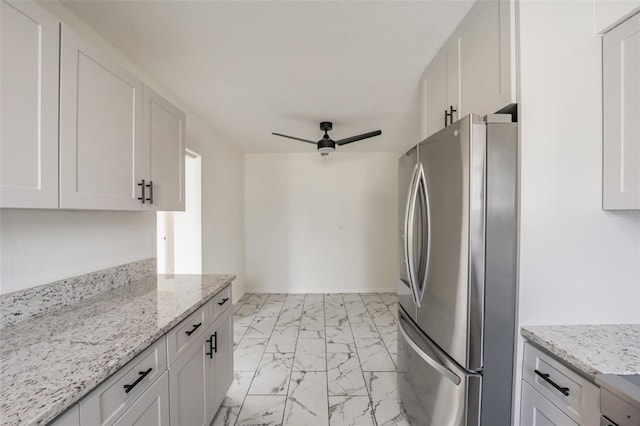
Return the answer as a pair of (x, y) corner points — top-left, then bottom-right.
(534, 369), (570, 396)
(399, 317), (461, 385)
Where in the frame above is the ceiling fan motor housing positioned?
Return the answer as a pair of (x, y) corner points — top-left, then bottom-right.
(318, 137), (336, 153)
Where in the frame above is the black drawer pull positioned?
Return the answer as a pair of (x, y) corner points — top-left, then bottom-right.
(213, 331), (218, 354)
(185, 322), (202, 336)
(218, 297), (229, 306)
(124, 368), (152, 393)
(535, 369), (570, 396)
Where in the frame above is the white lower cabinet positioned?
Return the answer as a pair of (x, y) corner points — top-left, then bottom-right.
(50, 405), (80, 426)
(168, 331), (208, 425)
(212, 311), (234, 413)
(521, 381), (578, 426)
(114, 372), (170, 426)
(76, 288), (233, 426)
(521, 342), (600, 426)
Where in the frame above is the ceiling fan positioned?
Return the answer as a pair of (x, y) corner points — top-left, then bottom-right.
(272, 122), (382, 156)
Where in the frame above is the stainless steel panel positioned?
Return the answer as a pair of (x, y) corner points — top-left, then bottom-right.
(398, 146), (418, 322)
(397, 310), (481, 426)
(415, 115), (484, 370)
(480, 121), (518, 426)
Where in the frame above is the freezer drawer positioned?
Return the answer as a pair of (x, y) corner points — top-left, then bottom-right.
(397, 310), (481, 426)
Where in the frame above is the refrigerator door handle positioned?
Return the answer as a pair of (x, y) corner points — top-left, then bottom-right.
(415, 163), (430, 304)
(405, 163), (421, 307)
(398, 315), (461, 386)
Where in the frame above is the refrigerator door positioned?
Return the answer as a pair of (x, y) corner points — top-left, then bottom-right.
(397, 146), (419, 322)
(415, 115), (486, 371)
(398, 308), (481, 426)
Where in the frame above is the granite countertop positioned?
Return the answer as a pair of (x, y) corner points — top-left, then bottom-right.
(0, 274), (235, 426)
(522, 324), (640, 379)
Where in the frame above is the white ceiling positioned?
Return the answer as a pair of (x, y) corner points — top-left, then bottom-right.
(62, 0), (475, 154)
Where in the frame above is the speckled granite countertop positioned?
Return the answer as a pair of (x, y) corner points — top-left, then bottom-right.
(0, 274), (235, 425)
(522, 324), (640, 379)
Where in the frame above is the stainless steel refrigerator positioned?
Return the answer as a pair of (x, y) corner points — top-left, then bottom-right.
(397, 114), (518, 426)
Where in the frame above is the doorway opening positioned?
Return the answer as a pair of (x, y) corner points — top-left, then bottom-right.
(157, 149), (202, 274)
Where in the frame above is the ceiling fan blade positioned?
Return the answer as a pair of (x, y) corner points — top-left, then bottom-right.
(271, 133), (316, 144)
(335, 130), (382, 146)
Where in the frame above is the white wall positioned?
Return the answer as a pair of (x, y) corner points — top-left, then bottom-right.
(173, 155), (203, 274)
(245, 153), (398, 293)
(0, 210), (156, 294)
(514, 0), (640, 420)
(0, 1), (245, 299)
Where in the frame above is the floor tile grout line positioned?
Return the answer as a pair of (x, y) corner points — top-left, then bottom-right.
(235, 293), (288, 426)
(323, 294), (330, 426)
(280, 294), (306, 425)
(345, 293), (378, 426)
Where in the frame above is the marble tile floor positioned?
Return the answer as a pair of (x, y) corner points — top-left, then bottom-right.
(213, 292), (410, 426)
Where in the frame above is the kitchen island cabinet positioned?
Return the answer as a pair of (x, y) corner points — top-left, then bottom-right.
(0, 273), (235, 425)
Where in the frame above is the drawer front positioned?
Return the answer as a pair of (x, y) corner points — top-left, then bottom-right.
(523, 343), (600, 426)
(79, 337), (167, 426)
(521, 380), (578, 426)
(166, 302), (210, 366)
(210, 286), (231, 320)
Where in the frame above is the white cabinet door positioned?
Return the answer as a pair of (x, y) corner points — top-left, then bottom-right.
(169, 334), (207, 426)
(113, 372), (169, 426)
(603, 12), (640, 210)
(421, 41), (459, 139)
(1, 0), (59, 208)
(143, 86), (185, 212)
(213, 308), (234, 412)
(457, 0), (515, 118)
(59, 24), (144, 210)
(521, 381), (579, 426)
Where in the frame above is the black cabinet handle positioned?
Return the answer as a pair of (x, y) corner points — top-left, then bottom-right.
(146, 181), (153, 204)
(185, 322), (202, 336)
(535, 369), (570, 396)
(137, 179), (146, 204)
(444, 105), (457, 127)
(123, 368), (152, 393)
(218, 297), (229, 306)
(206, 335), (213, 359)
(213, 331), (218, 354)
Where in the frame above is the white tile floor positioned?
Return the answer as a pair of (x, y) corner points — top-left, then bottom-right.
(212, 293), (410, 426)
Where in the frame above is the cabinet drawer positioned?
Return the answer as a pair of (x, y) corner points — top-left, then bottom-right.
(210, 286), (231, 320)
(79, 337), (167, 426)
(523, 343), (600, 425)
(521, 380), (578, 426)
(166, 301), (210, 365)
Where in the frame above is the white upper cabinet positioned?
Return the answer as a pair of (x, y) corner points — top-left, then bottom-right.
(59, 24), (144, 210)
(420, 0), (515, 138)
(603, 12), (640, 210)
(594, 0), (640, 34)
(1, 0), (59, 208)
(457, 0), (515, 118)
(420, 41), (459, 140)
(143, 87), (185, 212)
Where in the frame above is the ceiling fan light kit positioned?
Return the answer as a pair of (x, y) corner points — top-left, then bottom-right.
(272, 121), (382, 155)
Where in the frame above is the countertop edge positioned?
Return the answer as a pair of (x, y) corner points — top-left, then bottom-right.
(32, 275), (235, 426)
(521, 327), (600, 380)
